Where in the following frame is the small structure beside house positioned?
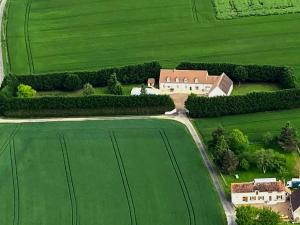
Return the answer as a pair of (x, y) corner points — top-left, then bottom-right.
(159, 69), (233, 97)
(130, 87), (160, 96)
(147, 78), (155, 87)
(231, 178), (288, 205)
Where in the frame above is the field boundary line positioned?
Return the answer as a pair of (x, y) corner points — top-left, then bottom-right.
(0, 125), (21, 158)
(0, 0), (10, 83)
(24, 0), (34, 74)
(159, 129), (196, 225)
(58, 133), (79, 225)
(110, 131), (137, 225)
(10, 136), (20, 225)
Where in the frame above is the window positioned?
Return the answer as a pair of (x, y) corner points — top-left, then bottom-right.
(175, 77), (179, 83)
(277, 195), (283, 200)
(190, 87), (192, 91)
(255, 191), (259, 195)
(242, 197), (248, 202)
(194, 78), (199, 83)
(166, 77), (170, 82)
(195, 86), (199, 90)
(258, 196), (264, 200)
(250, 196), (256, 201)
(184, 78), (188, 83)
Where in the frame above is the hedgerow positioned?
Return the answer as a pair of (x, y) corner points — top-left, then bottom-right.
(186, 89), (300, 118)
(1, 95), (174, 117)
(176, 62), (296, 88)
(5, 61), (161, 91)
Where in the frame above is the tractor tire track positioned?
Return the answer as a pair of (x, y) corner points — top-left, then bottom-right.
(24, 0), (34, 74)
(10, 136), (20, 225)
(160, 130), (196, 225)
(58, 133), (79, 225)
(110, 131), (137, 225)
(191, 0), (199, 22)
(0, 125), (21, 158)
(2, 0), (12, 76)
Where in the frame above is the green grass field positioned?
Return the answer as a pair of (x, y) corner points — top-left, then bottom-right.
(232, 83), (281, 95)
(194, 108), (300, 193)
(0, 119), (226, 225)
(214, 0), (300, 19)
(4, 0), (300, 86)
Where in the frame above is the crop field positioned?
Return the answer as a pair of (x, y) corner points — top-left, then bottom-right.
(0, 119), (226, 225)
(214, 0), (300, 19)
(4, 0), (300, 86)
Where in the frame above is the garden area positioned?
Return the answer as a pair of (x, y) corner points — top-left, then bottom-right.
(232, 83), (281, 96)
(194, 108), (300, 195)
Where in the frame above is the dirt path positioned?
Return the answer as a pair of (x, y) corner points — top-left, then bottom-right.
(0, 0), (8, 86)
(0, 113), (236, 224)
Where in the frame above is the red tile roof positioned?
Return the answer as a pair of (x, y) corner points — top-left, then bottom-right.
(231, 181), (285, 193)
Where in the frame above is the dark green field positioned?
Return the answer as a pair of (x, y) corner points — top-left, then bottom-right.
(0, 119), (226, 225)
(4, 0), (300, 86)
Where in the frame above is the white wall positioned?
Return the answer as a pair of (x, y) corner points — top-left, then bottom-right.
(159, 82), (212, 94)
(231, 191), (287, 205)
(292, 207), (300, 222)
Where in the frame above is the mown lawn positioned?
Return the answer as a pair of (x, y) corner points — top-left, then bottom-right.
(37, 84), (139, 97)
(194, 108), (300, 194)
(232, 83), (282, 96)
(0, 119), (226, 225)
(4, 0), (300, 86)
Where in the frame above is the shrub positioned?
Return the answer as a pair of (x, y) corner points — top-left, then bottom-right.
(16, 84), (36, 98)
(239, 159), (250, 171)
(107, 73), (123, 95)
(228, 129), (249, 154)
(278, 122), (299, 152)
(82, 83), (94, 96)
(63, 74), (82, 91)
(262, 132), (274, 146)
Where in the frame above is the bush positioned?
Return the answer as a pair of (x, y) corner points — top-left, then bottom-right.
(239, 159), (250, 170)
(63, 74), (82, 91)
(107, 73), (123, 95)
(8, 62), (161, 91)
(16, 84), (36, 98)
(186, 89), (300, 118)
(82, 83), (94, 96)
(176, 62), (296, 88)
(1, 95), (175, 117)
(262, 132), (274, 146)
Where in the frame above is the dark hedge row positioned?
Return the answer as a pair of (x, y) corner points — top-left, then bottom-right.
(0, 95), (174, 117)
(5, 62), (161, 91)
(186, 89), (300, 118)
(176, 62), (296, 88)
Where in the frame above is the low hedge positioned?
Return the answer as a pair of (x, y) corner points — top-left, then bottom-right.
(176, 62), (296, 88)
(5, 61), (161, 91)
(186, 89), (300, 118)
(1, 95), (174, 117)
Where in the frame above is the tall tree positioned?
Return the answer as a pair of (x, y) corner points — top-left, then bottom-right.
(210, 126), (226, 148)
(221, 149), (239, 174)
(278, 122), (299, 152)
(256, 149), (274, 174)
(229, 129), (249, 154)
(213, 135), (229, 166)
(107, 73), (123, 95)
(257, 207), (280, 225)
(236, 205), (258, 225)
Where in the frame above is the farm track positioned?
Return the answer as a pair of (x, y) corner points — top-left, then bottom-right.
(10, 136), (20, 225)
(58, 134), (79, 225)
(0, 125), (20, 158)
(24, 0), (34, 74)
(191, 0), (199, 22)
(160, 130), (196, 225)
(110, 132), (137, 225)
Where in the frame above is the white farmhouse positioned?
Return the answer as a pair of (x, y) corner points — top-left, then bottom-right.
(231, 178), (288, 205)
(158, 69), (233, 97)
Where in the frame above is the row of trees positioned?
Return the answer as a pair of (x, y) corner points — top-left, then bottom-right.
(6, 61), (161, 91)
(186, 89), (300, 118)
(176, 62), (295, 88)
(209, 122), (298, 175)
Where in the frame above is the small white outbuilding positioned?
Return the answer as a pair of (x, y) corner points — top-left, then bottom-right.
(130, 87), (160, 96)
